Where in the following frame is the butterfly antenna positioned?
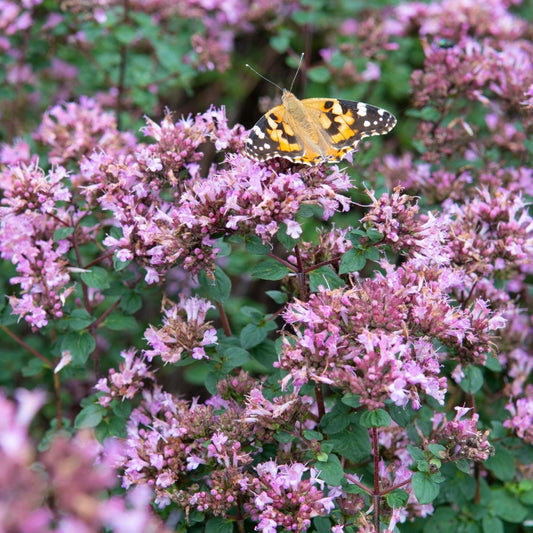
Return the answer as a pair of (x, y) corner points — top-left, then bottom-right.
(289, 53), (304, 93)
(245, 63), (283, 92)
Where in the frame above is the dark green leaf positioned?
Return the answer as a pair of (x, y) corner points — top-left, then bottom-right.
(482, 515), (503, 533)
(245, 235), (270, 254)
(308, 66), (331, 83)
(423, 507), (460, 533)
(61, 331), (96, 365)
(199, 266), (232, 302)
(250, 258), (290, 281)
(240, 323), (268, 349)
(328, 425), (371, 462)
(266, 290), (287, 304)
(315, 453), (344, 486)
(428, 444), (447, 458)
(312, 517), (332, 533)
(459, 365), (484, 394)
(75, 404), (105, 429)
(341, 394), (360, 408)
(113, 253), (131, 271)
(219, 346), (250, 372)
(455, 459), (472, 474)
(205, 517), (233, 533)
(120, 292), (143, 314)
(277, 223), (299, 250)
(388, 403), (413, 427)
(412, 472), (441, 504)
(309, 266), (344, 291)
(53, 227), (74, 241)
(360, 409), (391, 428)
(485, 354), (502, 372)
(484, 445), (515, 481)
(274, 431), (295, 443)
(490, 488), (528, 523)
(363, 246), (380, 262)
(339, 249), (366, 274)
(320, 402), (352, 433)
(81, 266), (110, 289)
(68, 308), (93, 331)
(103, 314), (138, 331)
(303, 430), (323, 441)
(386, 489), (409, 508)
(407, 445), (426, 462)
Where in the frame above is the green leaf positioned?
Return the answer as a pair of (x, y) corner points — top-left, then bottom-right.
(219, 346), (250, 373)
(308, 66), (331, 83)
(360, 409), (391, 428)
(303, 430), (324, 441)
(266, 290), (287, 304)
(423, 507), (460, 532)
(386, 489), (409, 508)
(455, 459), (472, 474)
(412, 472), (441, 504)
(315, 453), (344, 486)
(245, 235), (270, 254)
(60, 331), (96, 365)
(485, 354), (502, 372)
(459, 365), (484, 394)
(482, 515), (503, 533)
(22, 357), (48, 377)
(114, 24), (138, 45)
(53, 227), (74, 241)
(366, 229), (384, 243)
(313, 517), (332, 533)
(277, 223), (299, 250)
(490, 488), (528, 523)
(240, 323), (267, 349)
(328, 426), (372, 463)
(75, 404), (105, 429)
(250, 258), (290, 280)
(120, 292), (143, 314)
(309, 266), (344, 291)
(205, 516), (233, 533)
(68, 308), (93, 331)
(428, 444), (447, 458)
(199, 266), (232, 302)
(113, 253), (131, 271)
(407, 445), (426, 462)
(484, 445), (516, 481)
(274, 431), (295, 444)
(363, 246), (380, 262)
(388, 403), (413, 427)
(339, 249), (366, 274)
(270, 29), (293, 53)
(81, 266), (110, 289)
(103, 313), (138, 331)
(320, 402), (352, 433)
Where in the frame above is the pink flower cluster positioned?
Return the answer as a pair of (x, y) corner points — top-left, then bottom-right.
(432, 406), (494, 462)
(244, 461), (335, 533)
(0, 389), (168, 533)
(95, 348), (156, 407)
(83, 106), (351, 280)
(0, 163), (75, 328)
(280, 253), (506, 407)
(504, 385), (533, 444)
(144, 295), (218, 363)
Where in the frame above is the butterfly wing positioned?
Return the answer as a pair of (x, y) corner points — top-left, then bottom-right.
(302, 98), (396, 159)
(245, 104), (306, 162)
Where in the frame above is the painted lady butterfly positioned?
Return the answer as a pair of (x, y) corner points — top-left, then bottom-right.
(245, 89), (396, 166)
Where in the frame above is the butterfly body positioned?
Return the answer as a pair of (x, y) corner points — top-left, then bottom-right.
(246, 89), (396, 165)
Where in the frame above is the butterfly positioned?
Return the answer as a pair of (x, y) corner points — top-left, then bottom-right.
(245, 89), (396, 166)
